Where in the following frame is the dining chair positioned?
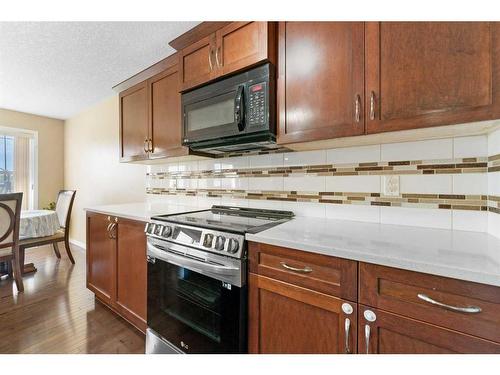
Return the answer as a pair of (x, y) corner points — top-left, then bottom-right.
(0, 192), (24, 292)
(19, 190), (77, 264)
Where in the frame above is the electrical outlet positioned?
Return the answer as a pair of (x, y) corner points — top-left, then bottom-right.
(382, 175), (400, 197)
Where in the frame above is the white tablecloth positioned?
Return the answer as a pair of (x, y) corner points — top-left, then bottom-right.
(20, 210), (60, 239)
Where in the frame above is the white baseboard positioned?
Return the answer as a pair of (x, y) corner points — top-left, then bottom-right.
(69, 238), (86, 250)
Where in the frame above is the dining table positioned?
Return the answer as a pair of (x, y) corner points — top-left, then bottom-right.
(19, 209), (60, 274)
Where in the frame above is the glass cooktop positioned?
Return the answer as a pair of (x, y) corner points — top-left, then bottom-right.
(152, 206), (294, 234)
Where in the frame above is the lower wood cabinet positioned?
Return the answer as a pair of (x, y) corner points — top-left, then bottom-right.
(248, 241), (500, 354)
(358, 305), (500, 354)
(86, 212), (147, 333)
(248, 242), (357, 354)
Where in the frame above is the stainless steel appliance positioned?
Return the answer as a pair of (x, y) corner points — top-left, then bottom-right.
(181, 64), (276, 155)
(145, 206), (294, 354)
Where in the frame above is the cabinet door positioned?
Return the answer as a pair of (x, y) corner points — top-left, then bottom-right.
(359, 305), (500, 354)
(216, 22), (275, 76)
(277, 22), (365, 144)
(119, 81), (149, 161)
(86, 213), (116, 305)
(248, 273), (357, 354)
(179, 34), (217, 91)
(366, 22), (500, 134)
(115, 218), (147, 332)
(148, 65), (187, 159)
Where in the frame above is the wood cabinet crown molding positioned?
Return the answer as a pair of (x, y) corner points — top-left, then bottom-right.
(169, 22), (232, 51)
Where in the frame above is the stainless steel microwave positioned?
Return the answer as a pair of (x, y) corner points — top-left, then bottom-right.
(181, 64), (276, 155)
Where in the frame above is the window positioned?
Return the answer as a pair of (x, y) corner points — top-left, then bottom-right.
(0, 135), (14, 194)
(0, 128), (37, 210)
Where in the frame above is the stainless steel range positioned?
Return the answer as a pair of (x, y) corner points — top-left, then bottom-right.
(144, 206), (294, 354)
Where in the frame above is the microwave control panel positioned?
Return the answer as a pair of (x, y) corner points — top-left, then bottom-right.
(247, 82), (267, 127)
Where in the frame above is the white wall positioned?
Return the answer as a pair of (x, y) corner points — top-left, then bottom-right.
(64, 95), (146, 245)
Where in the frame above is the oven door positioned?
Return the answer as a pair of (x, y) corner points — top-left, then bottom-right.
(147, 240), (246, 354)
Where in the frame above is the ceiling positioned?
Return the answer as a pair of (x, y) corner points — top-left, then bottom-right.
(0, 22), (199, 120)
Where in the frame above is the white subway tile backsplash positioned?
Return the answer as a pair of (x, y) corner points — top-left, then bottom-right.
(325, 204), (380, 223)
(219, 156), (249, 170)
(326, 175), (381, 193)
(488, 171), (500, 196)
(453, 135), (488, 158)
(248, 176), (283, 191)
(221, 177), (249, 190)
(488, 128), (500, 156)
(220, 197), (249, 208)
(400, 174), (452, 194)
(283, 176), (326, 192)
(248, 153), (284, 168)
(248, 199), (283, 211)
(282, 201), (325, 218)
(198, 178), (221, 189)
(283, 150), (326, 166)
(178, 160), (198, 172)
(177, 178), (197, 190)
(198, 159), (220, 171)
(453, 210), (488, 232)
(380, 206), (452, 229)
(327, 144), (381, 164)
(381, 139), (453, 161)
(453, 173), (488, 195)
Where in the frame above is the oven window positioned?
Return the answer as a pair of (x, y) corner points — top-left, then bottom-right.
(186, 94), (235, 132)
(165, 267), (222, 342)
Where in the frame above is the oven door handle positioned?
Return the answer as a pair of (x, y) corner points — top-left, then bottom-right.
(234, 85), (246, 132)
(147, 243), (240, 276)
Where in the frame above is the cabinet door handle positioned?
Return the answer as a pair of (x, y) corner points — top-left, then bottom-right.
(417, 293), (482, 314)
(143, 139), (149, 153)
(365, 324), (371, 354)
(354, 94), (361, 122)
(110, 223), (117, 239)
(344, 318), (351, 354)
(106, 223), (113, 238)
(280, 262), (312, 273)
(208, 49), (214, 71)
(148, 138), (154, 153)
(215, 46), (221, 68)
(369, 91), (376, 120)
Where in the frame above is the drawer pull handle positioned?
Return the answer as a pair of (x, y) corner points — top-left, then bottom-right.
(280, 262), (312, 273)
(344, 318), (351, 354)
(417, 293), (482, 314)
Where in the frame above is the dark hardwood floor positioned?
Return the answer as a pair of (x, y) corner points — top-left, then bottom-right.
(0, 244), (145, 354)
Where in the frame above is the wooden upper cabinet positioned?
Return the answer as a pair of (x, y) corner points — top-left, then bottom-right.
(249, 274), (357, 354)
(216, 22), (275, 77)
(179, 34), (217, 92)
(86, 212), (116, 305)
(148, 64), (185, 159)
(179, 22), (276, 91)
(359, 306), (500, 354)
(277, 22), (365, 144)
(115, 217), (147, 331)
(366, 22), (500, 133)
(119, 81), (149, 161)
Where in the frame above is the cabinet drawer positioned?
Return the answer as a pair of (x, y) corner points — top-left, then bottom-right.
(248, 242), (357, 301)
(359, 262), (500, 343)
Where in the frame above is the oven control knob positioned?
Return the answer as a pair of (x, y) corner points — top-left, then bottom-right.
(162, 226), (172, 238)
(203, 233), (214, 248)
(227, 238), (239, 254)
(214, 236), (226, 251)
(154, 224), (164, 236)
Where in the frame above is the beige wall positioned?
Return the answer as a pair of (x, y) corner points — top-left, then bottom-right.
(0, 108), (64, 208)
(64, 95), (146, 245)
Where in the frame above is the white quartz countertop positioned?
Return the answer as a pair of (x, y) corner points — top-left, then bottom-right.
(246, 217), (500, 287)
(84, 202), (207, 222)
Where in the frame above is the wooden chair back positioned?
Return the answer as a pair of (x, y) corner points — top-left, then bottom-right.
(0, 193), (22, 254)
(55, 190), (76, 230)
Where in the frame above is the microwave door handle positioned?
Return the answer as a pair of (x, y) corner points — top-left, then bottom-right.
(235, 85), (245, 132)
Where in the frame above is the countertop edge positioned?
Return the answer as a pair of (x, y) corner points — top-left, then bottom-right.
(84, 207), (149, 223)
(245, 233), (500, 288)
